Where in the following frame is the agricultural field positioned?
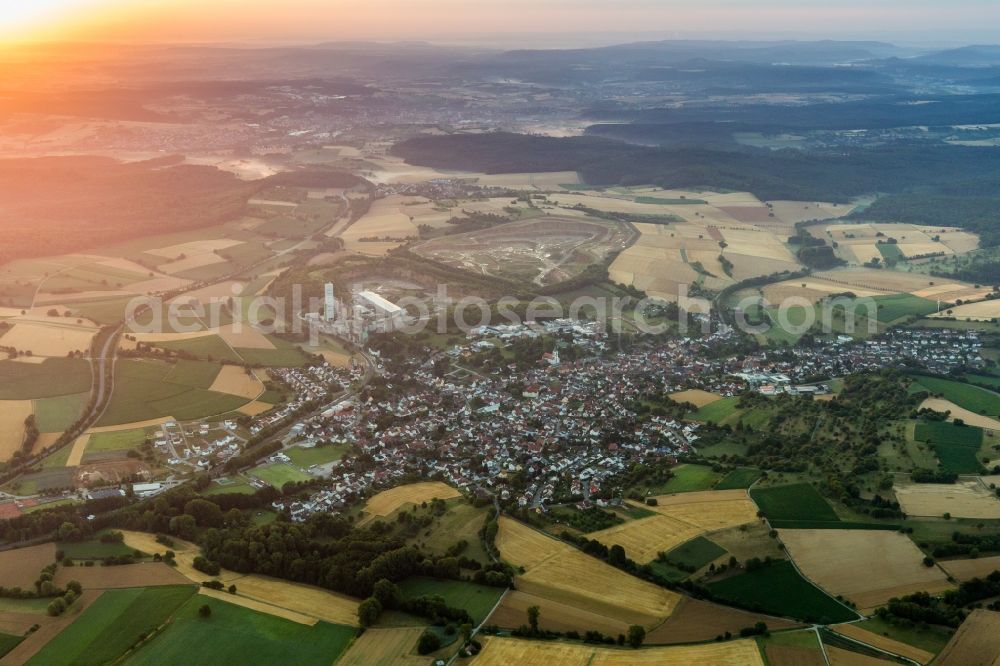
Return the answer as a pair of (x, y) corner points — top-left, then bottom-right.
(689, 397), (742, 425)
(53, 562), (189, 590)
(929, 299), (1000, 321)
(708, 560), (857, 624)
(472, 635), (765, 666)
(656, 464), (723, 493)
(750, 483), (840, 526)
(496, 517), (681, 628)
(912, 420), (984, 474)
(0, 543), (56, 588)
(939, 553), (1000, 581)
(832, 622), (938, 664)
(910, 375), (1000, 418)
(590, 490), (757, 563)
(661, 536), (727, 571)
(935, 609), (1000, 666)
(813, 222), (978, 265)
(117, 530), (361, 626)
(0, 399), (32, 462)
(398, 578), (504, 624)
(0, 315), (99, 358)
(337, 627), (429, 666)
(647, 596), (801, 645)
(124, 593), (356, 666)
(412, 215), (632, 286)
(96, 359), (250, 427)
(894, 480), (1000, 519)
(0, 358), (92, 399)
(779, 529), (953, 611)
(668, 389), (723, 408)
(715, 468), (762, 490)
(486, 590), (629, 636)
(357, 481), (461, 525)
(919, 397), (1000, 431)
(26, 585), (197, 666)
(32, 392), (90, 433)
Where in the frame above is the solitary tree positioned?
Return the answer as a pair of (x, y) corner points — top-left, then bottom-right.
(198, 604), (212, 618)
(357, 597), (382, 627)
(628, 625), (646, 649)
(527, 605), (540, 634)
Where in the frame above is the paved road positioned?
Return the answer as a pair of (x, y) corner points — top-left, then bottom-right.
(86, 324), (123, 425)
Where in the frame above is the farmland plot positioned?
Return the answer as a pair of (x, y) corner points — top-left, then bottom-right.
(894, 480), (1000, 519)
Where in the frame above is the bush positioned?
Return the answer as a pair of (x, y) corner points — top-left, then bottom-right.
(198, 604), (212, 618)
(417, 630), (442, 655)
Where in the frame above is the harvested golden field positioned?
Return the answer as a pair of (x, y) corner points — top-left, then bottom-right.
(53, 561), (189, 589)
(940, 554), (1000, 581)
(669, 389), (723, 408)
(359, 482), (461, 525)
(779, 529), (952, 611)
(118, 529), (361, 626)
(233, 575), (360, 626)
(936, 609), (1000, 666)
(216, 323), (275, 349)
(65, 433), (90, 467)
(338, 627), (430, 666)
(929, 299), (1000, 321)
(0, 320), (97, 357)
(826, 646), (894, 665)
(472, 636), (764, 666)
(238, 400), (274, 416)
(894, 480), (1000, 519)
(589, 514), (703, 563)
(341, 195), (421, 253)
(919, 398), (1000, 430)
(497, 517), (680, 628)
(0, 543), (57, 587)
(832, 623), (934, 664)
(814, 268), (989, 302)
(88, 417), (174, 433)
(640, 489), (759, 532)
(197, 587), (316, 625)
(647, 597), (801, 645)
(156, 251), (226, 275)
(0, 400), (32, 462)
(147, 238), (244, 259)
(496, 516), (567, 570)
(209, 365), (263, 399)
(487, 590), (629, 637)
(769, 200), (855, 225)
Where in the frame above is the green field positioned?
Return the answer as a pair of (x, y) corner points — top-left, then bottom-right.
(664, 536), (726, 570)
(398, 577), (505, 624)
(58, 532), (141, 560)
(284, 443), (350, 468)
(97, 359), (248, 426)
(715, 468), (761, 490)
(871, 294), (940, 323)
(852, 616), (953, 655)
(0, 632), (22, 659)
(709, 560), (856, 624)
(659, 464), (723, 493)
(0, 358), (91, 399)
(750, 483), (839, 523)
(690, 397), (741, 424)
(877, 242), (906, 262)
(911, 375), (1000, 417)
(913, 421), (985, 474)
(88, 428), (147, 453)
(233, 336), (311, 368)
(33, 392), (90, 433)
(163, 360), (222, 389)
(124, 593), (355, 666)
(0, 597), (52, 613)
(249, 463), (312, 489)
(28, 586), (197, 666)
(155, 335), (243, 363)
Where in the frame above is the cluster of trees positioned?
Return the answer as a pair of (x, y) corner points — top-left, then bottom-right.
(876, 571), (1000, 628)
(930, 531), (1000, 559)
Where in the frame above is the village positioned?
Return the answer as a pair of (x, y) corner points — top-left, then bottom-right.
(240, 320), (987, 522)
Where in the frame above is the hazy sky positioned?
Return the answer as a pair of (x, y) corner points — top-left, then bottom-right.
(5, 0), (1000, 46)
